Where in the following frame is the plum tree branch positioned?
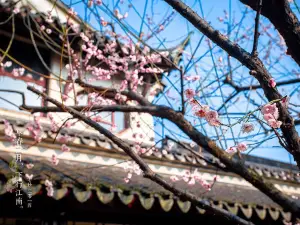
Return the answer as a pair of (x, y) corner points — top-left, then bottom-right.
(218, 77), (300, 111)
(75, 78), (151, 106)
(21, 104), (159, 114)
(224, 77), (300, 92)
(163, 0), (300, 169)
(26, 85), (255, 225)
(180, 66), (185, 114)
(251, 0), (263, 57)
(27, 86), (300, 216)
(240, 0), (300, 66)
(165, 135), (227, 171)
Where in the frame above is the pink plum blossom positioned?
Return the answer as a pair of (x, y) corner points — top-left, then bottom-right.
(51, 154), (59, 166)
(237, 143), (247, 152)
(188, 177), (196, 186)
(26, 116), (43, 143)
(261, 104), (282, 128)
(177, 170), (213, 191)
(57, 135), (72, 144)
(226, 146), (237, 154)
(198, 179), (212, 191)
(242, 123), (254, 133)
(48, 113), (59, 132)
(184, 75), (200, 82)
(12, 68), (25, 77)
(46, 186), (54, 197)
(114, 9), (127, 20)
(205, 110), (220, 126)
(263, 113), (275, 121)
(68, 8), (77, 16)
(184, 88), (195, 99)
(3, 120), (16, 142)
(159, 24), (164, 31)
(2, 61), (12, 68)
(267, 119), (282, 129)
(26, 163), (34, 169)
(269, 78), (276, 88)
(95, 0), (102, 5)
(45, 16), (53, 24)
(61, 144), (71, 152)
(122, 161), (142, 182)
(281, 96), (289, 108)
(13, 7), (20, 14)
(100, 18), (108, 27)
(44, 179), (54, 197)
(190, 142), (196, 148)
(261, 104), (279, 119)
(195, 105), (209, 118)
(170, 175), (179, 182)
(45, 179), (52, 187)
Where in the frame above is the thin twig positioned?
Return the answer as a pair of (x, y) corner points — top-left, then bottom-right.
(165, 136), (227, 171)
(75, 78), (151, 106)
(27, 85), (300, 216)
(27, 85), (255, 225)
(251, 0), (263, 57)
(180, 66), (185, 114)
(0, 89), (26, 107)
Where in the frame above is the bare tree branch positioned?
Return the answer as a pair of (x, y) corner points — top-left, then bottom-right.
(224, 77), (300, 92)
(251, 0), (263, 57)
(21, 104), (159, 114)
(163, 0), (300, 169)
(218, 77), (300, 111)
(26, 85), (255, 225)
(75, 78), (151, 106)
(180, 66), (185, 114)
(165, 135), (227, 171)
(27, 86), (300, 216)
(240, 0), (300, 66)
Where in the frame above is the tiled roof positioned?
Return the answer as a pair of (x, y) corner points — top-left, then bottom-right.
(0, 152), (296, 223)
(1, 118), (299, 184)
(0, 115), (299, 224)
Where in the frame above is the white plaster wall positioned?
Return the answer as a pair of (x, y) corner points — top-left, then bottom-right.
(19, 0), (77, 24)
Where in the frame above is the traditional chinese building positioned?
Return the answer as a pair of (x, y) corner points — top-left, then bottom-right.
(0, 0), (300, 225)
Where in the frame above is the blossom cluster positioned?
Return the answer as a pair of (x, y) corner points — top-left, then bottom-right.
(12, 68), (25, 77)
(4, 113), (74, 168)
(261, 104), (282, 129)
(3, 120), (16, 142)
(0, 60), (12, 68)
(184, 75), (200, 82)
(170, 170), (216, 191)
(226, 142), (247, 154)
(26, 116), (43, 143)
(186, 96), (221, 126)
(123, 161), (142, 183)
(0, 57), (25, 77)
(51, 154), (59, 165)
(184, 90), (221, 126)
(88, 0), (103, 7)
(45, 179), (54, 197)
(47, 114), (74, 165)
(71, 31), (168, 94)
(241, 123), (254, 133)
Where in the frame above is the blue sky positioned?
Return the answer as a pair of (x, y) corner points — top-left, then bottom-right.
(39, 0), (300, 163)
